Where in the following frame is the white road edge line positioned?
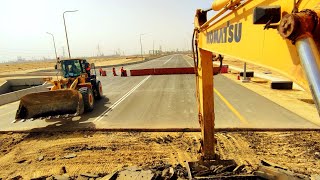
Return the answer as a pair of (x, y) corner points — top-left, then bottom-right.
(184, 55), (193, 59)
(183, 55), (194, 67)
(163, 55), (175, 65)
(93, 75), (151, 122)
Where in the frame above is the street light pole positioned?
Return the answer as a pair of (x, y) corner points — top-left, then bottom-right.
(140, 33), (146, 58)
(63, 10), (78, 59)
(153, 40), (155, 55)
(46, 32), (58, 60)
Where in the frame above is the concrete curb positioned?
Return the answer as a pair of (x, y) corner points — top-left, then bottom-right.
(0, 84), (50, 106)
(0, 81), (10, 95)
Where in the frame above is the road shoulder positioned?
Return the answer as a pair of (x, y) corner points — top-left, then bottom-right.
(221, 72), (319, 126)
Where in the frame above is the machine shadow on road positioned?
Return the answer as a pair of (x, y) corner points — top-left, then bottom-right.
(28, 96), (110, 132)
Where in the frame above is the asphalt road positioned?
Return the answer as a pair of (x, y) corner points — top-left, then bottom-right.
(0, 54), (318, 131)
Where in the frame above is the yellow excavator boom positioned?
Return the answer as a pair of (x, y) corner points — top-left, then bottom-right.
(193, 0), (320, 159)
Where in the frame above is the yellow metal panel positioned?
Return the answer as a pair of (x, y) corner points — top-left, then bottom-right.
(197, 49), (215, 159)
(199, 0), (320, 90)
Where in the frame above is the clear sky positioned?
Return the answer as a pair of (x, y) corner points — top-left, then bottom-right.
(0, 0), (212, 62)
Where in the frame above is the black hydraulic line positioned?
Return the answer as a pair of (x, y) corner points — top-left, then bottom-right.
(191, 30), (198, 69)
(202, 7), (213, 12)
(218, 54), (223, 73)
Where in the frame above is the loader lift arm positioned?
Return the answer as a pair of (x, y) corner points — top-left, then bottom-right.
(193, 0), (320, 159)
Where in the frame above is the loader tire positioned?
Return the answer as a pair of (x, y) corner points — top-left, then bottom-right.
(79, 87), (94, 112)
(95, 81), (103, 100)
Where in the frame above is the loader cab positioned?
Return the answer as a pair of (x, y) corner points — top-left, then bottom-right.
(60, 59), (83, 78)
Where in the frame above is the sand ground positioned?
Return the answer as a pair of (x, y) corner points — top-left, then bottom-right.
(0, 131), (319, 179)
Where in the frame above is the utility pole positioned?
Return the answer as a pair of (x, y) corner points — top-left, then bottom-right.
(63, 10), (78, 59)
(46, 32), (58, 60)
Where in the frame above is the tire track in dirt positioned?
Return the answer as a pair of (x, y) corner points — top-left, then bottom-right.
(216, 134), (237, 154)
(167, 133), (199, 165)
(227, 134), (259, 168)
(216, 133), (259, 171)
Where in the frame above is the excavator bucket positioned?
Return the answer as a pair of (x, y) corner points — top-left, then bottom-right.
(15, 90), (84, 120)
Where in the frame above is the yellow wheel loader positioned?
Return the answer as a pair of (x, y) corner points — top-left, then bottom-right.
(15, 59), (103, 120)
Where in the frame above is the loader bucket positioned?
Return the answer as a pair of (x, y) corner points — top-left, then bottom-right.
(15, 90), (84, 120)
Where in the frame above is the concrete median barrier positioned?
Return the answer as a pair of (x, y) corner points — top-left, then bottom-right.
(220, 65), (229, 73)
(154, 67), (195, 75)
(14, 85), (50, 99)
(0, 78), (51, 106)
(240, 71), (254, 77)
(0, 92), (19, 105)
(0, 84), (51, 106)
(14, 87), (36, 99)
(130, 69), (156, 76)
(0, 81), (10, 95)
(271, 81), (293, 90)
(8, 78), (44, 86)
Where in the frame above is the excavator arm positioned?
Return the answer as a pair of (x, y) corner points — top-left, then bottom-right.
(193, 0), (320, 159)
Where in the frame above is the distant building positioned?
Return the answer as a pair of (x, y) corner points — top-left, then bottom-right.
(17, 56), (25, 62)
(149, 50), (162, 55)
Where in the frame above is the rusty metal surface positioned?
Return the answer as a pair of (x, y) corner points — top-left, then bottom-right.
(279, 9), (319, 42)
(186, 160), (258, 179)
(15, 90), (83, 119)
(280, 9), (320, 115)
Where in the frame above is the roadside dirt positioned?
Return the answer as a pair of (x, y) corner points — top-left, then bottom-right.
(0, 61), (56, 75)
(216, 131), (320, 175)
(0, 56), (144, 76)
(0, 131), (319, 179)
(0, 132), (199, 179)
(0, 56), (146, 84)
